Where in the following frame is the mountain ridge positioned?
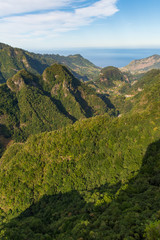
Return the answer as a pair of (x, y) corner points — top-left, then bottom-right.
(0, 42), (100, 83)
(121, 54), (160, 74)
(0, 64), (112, 151)
(0, 43), (160, 239)
(0, 87), (160, 238)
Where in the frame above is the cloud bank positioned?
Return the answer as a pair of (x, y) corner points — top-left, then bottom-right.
(0, 0), (71, 17)
(0, 0), (119, 47)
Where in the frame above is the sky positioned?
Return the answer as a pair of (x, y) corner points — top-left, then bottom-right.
(0, 0), (160, 51)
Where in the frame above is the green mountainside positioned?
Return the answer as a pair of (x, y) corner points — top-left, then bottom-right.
(109, 69), (160, 114)
(0, 43), (100, 83)
(0, 60), (160, 239)
(0, 64), (111, 153)
(87, 66), (131, 96)
(0, 45), (160, 240)
(0, 95), (160, 239)
(42, 53), (100, 81)
(98, 66), (126, 87)
(127, 69), (160, 94)
(41, 64), (109, 119)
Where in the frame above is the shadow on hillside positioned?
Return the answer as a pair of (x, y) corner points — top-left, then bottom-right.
(0, 71), (5, 83)
(71, 70), (89, 82)
(0, 124), (12, 157)
(97, 94), (115, 109)
(72, 89), (94, 117)
(51, 97), (77, 122)
(0, 124), (11, 138)
(40, 89), (77, 122)
(1, 140), (160, 239)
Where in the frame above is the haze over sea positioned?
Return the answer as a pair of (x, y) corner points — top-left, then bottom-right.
(39, 48), (160, 68)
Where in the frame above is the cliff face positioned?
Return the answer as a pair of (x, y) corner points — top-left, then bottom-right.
(121, 54), (160, 74)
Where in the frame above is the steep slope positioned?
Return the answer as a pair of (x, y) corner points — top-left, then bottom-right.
(0, 109), (159, 212)
(121, 54), (160, 74)
(0, 42), (100, 83)
(0, 43), (48, 82)
(0, 72), (160, 239)
(0, 64), (111, 146)
(109, 69), (160, 114)
(1, 140), (160, 240)
(0, 84), (20, 156)
(127, 69), (160, 94)
(42, 53), (100, 81)
(99, 66), (126, 87)
(0, 69), (72, 143)
(87, 66), (130, 97)
(41, 64), (111, 119)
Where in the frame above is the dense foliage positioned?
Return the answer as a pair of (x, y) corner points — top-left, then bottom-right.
(0, 64), (110, 146)
(101, 66), (125, 85)
(1, 139), (160, 240)
(0, 43), (100, 83)
(41, 64), (111, 120)
(0, 96), (160, 239)
(87, 66), (130, 99)
(109, 69), (160, 114)
(93, 66), (126, 89)
(0, 51), (160, 239)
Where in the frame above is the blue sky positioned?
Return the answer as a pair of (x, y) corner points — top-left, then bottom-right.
(0, 0), (160, 50)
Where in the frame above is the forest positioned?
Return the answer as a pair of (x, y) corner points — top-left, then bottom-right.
(0, 43), (160, 240)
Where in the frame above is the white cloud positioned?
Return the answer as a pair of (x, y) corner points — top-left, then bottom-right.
(0, 0), (119, 47)
(0, 0), (71, 17)
(76, 0), (118, 18)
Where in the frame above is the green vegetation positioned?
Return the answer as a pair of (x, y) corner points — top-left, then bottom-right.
(128, 69), (160, 94)
(0, 84), (19, 132)
(87, 66), (131, 98)
(0, 64), (110, 148)
(94, 66), (126, 88)
(0, 68), (160, 238)
(0, 69), (72, 143)
(42, 53), (100, 81)
(0, 48), (160, 239)
(0, 102), (160, 239)
(42, 64), (111, 120)
(1, 138), (160, 240)
(0, 43), (100, 84)
(0, 84), (20, 153)
(100, 66), (125, 87)
(108, 69), (160, 115)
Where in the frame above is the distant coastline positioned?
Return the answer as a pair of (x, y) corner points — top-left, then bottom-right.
(36, 48), (160, 68)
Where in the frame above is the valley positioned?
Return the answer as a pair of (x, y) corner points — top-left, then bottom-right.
(0, 43), (160, 240)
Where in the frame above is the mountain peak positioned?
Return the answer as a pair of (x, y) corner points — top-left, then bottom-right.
(7, 69), (38, 92)
(42, 63), (80, 92)
(94, 66), (126, 88)
(43, 63), (73, 79)
(0, 42), (10, 50)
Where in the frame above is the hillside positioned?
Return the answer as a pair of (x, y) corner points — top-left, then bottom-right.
(87, 66), (131, 96)
(0, 65), (160, 239)
(0, 43), (100, 83)
(0, 64), (112, 153)
(41, 64), (110, 119)
(121, 54), (160, 74)
(109, 69), (160, 114)
(127, 69), (160, 94)
(99, 66), (126, 87)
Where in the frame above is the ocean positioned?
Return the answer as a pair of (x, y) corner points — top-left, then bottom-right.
(40, 48), (160, 68)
